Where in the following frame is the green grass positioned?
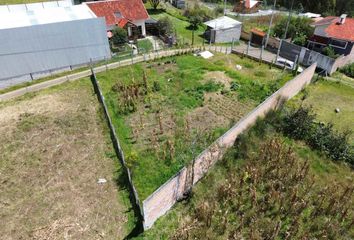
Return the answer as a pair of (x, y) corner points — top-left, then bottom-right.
(290, 77), (354, 144)
(146, 4), (207, 45)
(137, 39), (154, 52)
(96, 53), (292, 200)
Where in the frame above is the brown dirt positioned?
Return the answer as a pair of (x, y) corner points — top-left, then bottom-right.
(0, 81), (132, 240)
(186, 106), (229, 132)
(205, 92), (255, 121)
(204, 71), (233, 88)
(126, 106), (177, 148)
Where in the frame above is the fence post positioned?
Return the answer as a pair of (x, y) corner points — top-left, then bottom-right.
(260, 45), (264, 64)
(131, 50), (134, 65)
(247, 41), (250, 55)
(293, 54), (299, 75)
(276, 39), (282, 61)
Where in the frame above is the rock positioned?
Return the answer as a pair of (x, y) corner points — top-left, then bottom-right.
(236, 64), (242, 70)
(335, 108), (340, 113)
(97, 178), (107, 184)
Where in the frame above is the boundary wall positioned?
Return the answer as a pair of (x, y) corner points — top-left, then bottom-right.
(142, 62), (317, 229)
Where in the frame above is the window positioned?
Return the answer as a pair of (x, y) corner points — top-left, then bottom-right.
(114, 11), (122, 18)
(330, 39), (348, 49)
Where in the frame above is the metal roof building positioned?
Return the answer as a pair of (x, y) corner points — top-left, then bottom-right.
(0, 2), (110, 89)
(204, 16), (242, 43)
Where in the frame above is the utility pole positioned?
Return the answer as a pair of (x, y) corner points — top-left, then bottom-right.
(224, 0), (227, 15)
(265, 0), (276, 48)
(283, 0), (295, 40)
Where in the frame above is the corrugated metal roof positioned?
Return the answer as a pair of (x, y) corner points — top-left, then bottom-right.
(204, 16), (242, 30)
(0, 4), (96, 30)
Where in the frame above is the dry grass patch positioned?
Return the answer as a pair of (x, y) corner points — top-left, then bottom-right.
(0, 80), (134, 240)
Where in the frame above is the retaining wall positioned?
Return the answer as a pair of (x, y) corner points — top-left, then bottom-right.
(142, 62), (317, 229)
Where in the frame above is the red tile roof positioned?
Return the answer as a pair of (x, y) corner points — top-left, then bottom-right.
(251, 28), (266, 37)
(312, 16), (354, 42)
(86, 0), (149, 27)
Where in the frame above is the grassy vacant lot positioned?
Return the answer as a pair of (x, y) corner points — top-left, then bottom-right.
(146, 3), (207, 45)
(97, 53), (292, 200)
(291, 74), (354, 144)
(139, 120), (354, 239)
(0, 79), (135, 239)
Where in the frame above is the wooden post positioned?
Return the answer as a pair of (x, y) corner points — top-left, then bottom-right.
(247, 41), (250, 55)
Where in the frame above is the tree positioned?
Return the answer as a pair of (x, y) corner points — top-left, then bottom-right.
(148, 0), (161, 10)
(157, 17), (174, 36)
(111, 27), (128, 47)
(184, 7), (204, 45)
(273, 16), (313, 44)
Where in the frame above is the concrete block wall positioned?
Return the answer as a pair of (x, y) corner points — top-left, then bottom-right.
(142, 63), (317, 230)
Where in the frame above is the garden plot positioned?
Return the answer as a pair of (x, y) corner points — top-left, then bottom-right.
(97, 54), (292, 200)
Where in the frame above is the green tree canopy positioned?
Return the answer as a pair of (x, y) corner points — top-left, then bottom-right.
(157, 17), (175, 36)
(273, 17), (313, 45)
(111, 27), (128, 46)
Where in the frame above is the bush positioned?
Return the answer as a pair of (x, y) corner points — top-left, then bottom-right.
(322, 46), (339, 59)
(282, 106), (315, 140)
(281, 106), (353, 166)
(111, 27), (128, 46)
(157, 17), (174, 36)
(152, 81), (161, 92)
(340, 63), (354, 78)
(273, 16), (313, 41)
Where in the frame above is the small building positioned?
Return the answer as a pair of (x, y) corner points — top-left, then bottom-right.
(0, 3), (110, 89)
(234, 0), (261, 14)
(204, 16), (242, 43)
(308, 15), (354, 56)
(170, 0), (185, 9)
(250, 28), (266, 46)
(85, 0), (149, 39)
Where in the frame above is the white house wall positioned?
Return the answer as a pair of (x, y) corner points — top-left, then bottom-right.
(0, 18), (110, 86)
(215, 25), (242, 43)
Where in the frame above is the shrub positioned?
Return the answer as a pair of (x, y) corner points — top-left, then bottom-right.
(282, 106), (315, 140)
(152, 81), (161, 92)
(340, 63), (354, 78)
(157, 17), (174, 36)
(322, 46), (339, 59)
(111, 27), (128, 46)
(281, 106), (353, 166)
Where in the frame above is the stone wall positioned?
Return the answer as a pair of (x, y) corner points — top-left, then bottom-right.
(142, 63), (317, 230)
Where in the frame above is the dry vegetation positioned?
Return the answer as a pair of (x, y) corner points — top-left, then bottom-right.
(0, 80), (134, 239)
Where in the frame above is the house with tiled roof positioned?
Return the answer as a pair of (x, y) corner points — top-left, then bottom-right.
(308, 15), (354, 56)
(233, 0), (260, 14)
(84, 0), (149, 39)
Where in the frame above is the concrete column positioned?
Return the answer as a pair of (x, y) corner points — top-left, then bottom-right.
(141, 23), (146, 37)
(128, 27), (132, 37)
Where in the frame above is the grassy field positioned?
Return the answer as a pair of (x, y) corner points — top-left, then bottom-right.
(0, 79), (135, 239)
(146, 3), (207, 45)
(290, 74), (354, 144)
(96, 53), (292, 200)
(139, 119), (354, 239)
